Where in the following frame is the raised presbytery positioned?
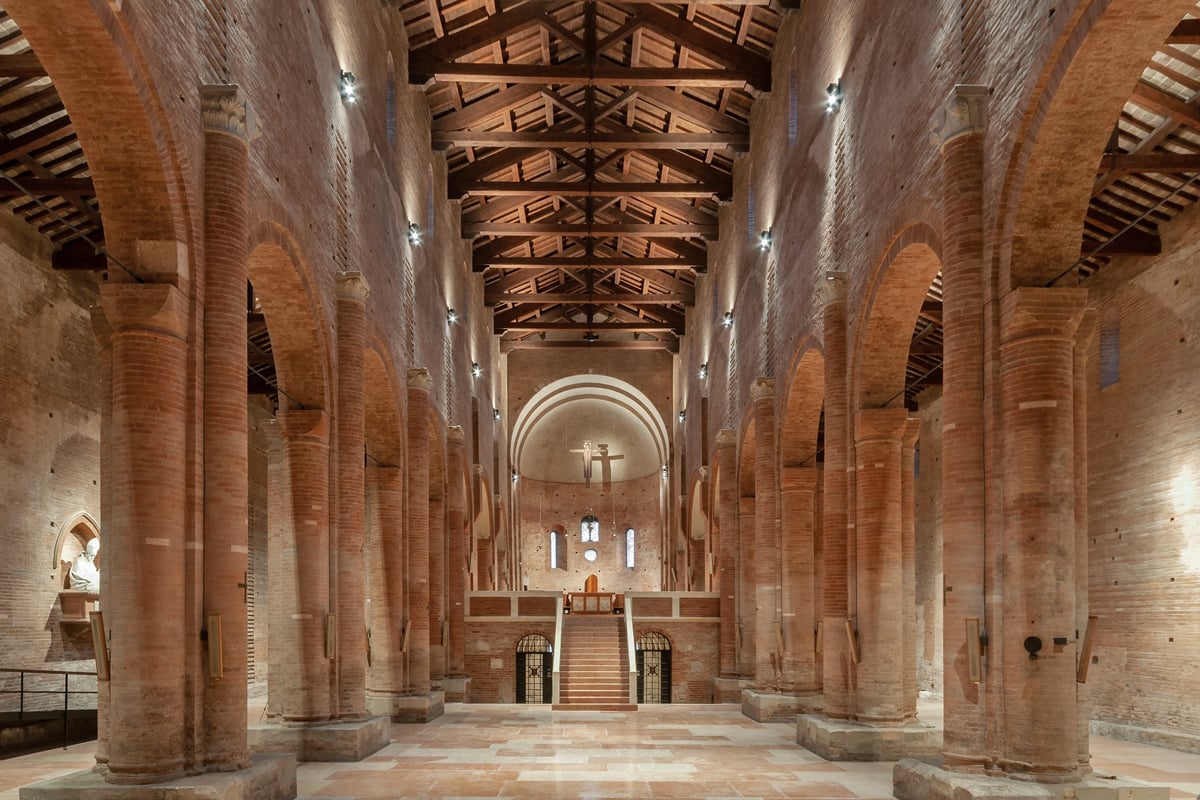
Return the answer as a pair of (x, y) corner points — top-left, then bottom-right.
(1, 1), (1199, 799)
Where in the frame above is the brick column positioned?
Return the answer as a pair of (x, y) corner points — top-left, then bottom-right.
(477, 535), (494, 591)
(938, 83), (991, 768)
(688, 531), (706, 591)
(714, 429), (739, 677)
(199, 84), (252, 771)
(366, 466), (406, 701)
(821, 272), (850, 719)
(446, 425), (467, 677)
(277, 409), (333, 723)
(429, 489), (446, 684)
(901, 417), (920, 720)
(998, 286), (1086, 780)
(335, 272), (370, 719)
(263, 416), (285, 720)
(99, 282), (189, 783)
(737, 494), (756, 677)
(751, 378), (780, 686)
(853, 407), (909, 723)
(780, 466), (818, 693)
(1074, 309), (1095, 770)
(89, 305), (112, 770)
(406, 369), (432, 695)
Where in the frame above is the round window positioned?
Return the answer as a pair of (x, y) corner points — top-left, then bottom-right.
(583, 548), (598, 562)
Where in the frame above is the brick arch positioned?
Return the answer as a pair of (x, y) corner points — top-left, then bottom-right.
(1000, 0), (1195, 290)
(7, 1), (186, 272)
(364, 342), (404, 467)
(853, 226), (943, 409)
(781, 343), (824, 467)
(248, 225), (331, 411)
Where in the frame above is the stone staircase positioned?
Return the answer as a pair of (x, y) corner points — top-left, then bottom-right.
(554, 615), (635, 710)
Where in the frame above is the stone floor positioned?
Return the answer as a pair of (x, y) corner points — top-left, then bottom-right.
(3, 702), (1200, 799)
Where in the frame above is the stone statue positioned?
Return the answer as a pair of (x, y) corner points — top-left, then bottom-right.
(68, 538), (100, 592)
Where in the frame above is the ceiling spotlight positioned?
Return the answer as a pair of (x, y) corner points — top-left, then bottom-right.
(698, 362), (708, 380)
(825, 79), (842, 112)
(722, 310), (734, 328)
(758, 229), (773, 252)
(493, 407), (501, 421)
(471, 362), (482, 378)
(446, 307), (458, 325)
(407, 222), (422, 245)
(678, 410), (686, 423)
(340, 70), (358, 103)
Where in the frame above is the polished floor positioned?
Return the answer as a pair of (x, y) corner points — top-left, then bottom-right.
(3, 703), (1200, 799)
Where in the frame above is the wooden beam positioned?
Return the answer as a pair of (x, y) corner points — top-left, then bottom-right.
(433, 130), (748, 150)
(0, 53), (46, 78)
(1098, 151), (1200, 176)
(463, 180), (725, 198)
(497, 320), (681, 333)
(648, 148), (732, 192)
(476, 255), (702, 270)
(463, 221), (717, 237)
(485, 291), (692, 305)
(1082, 229), (1161, 257)
(411, 62), (766, 89)
(1129, 82), (1200, 129)
(501, 338), (679, 353)
(431, 85), (544, 131)
(1167, 18), (1200, 45)
(635, 85), (748, 133)
(408, 3), (560, 64)
(0, 176), (94, 196)
(0, 115), (72, 163)
(628, 5), (772, 91)
(447, 147), (544, 196)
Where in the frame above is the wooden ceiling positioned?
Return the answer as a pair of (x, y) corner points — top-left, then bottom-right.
(401, 0), (790, 352)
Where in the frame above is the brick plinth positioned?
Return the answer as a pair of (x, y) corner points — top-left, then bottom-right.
(200, 84), (252, 772)
(406, 369), (433, 695)
(247, 716), (389, 762)
(714, 429), (739, 677)
(853, 407), (911, 724)
(276, 409), (332, 723)
(821, 273), (850, 720)
(893, 759), (1168, 800)
(99, 282), (190, 783)
(797, 714), (940, 762)
(446, 426), (467, 678)
(998, 287), (1087, 780)
(751, 378), (780, 688)
(335, 272), (370, 720)
(365, 467), (406, 703)
(780, 466), (818, 693)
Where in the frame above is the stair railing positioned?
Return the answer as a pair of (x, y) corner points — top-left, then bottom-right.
(623, 597), (637, 704)
(552, 593), (564, 704)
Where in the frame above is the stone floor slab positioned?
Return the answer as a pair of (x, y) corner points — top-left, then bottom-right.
(17, 753), (295, 800)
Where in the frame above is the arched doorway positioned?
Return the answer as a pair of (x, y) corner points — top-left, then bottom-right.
(635, 632), (671, 704)
(515, 634), (553, 704)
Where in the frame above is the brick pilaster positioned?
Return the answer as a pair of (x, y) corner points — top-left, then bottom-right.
(477, 535), (495, 591)
(780, 465), (818, 693)
(406, 369), (433, 694)
(446, 425), (468, 677)
(1075, 308), (1096, 770)
(751, 378), (780, 687)
(199, 84), (252, 771)
(853, 407), (910, 723)
(714, 429), (739, 677)
(366, 466), (406, 699)
(277, 408), (333, 722)
(429, 488), (446, 684)
(89, 305), (112, 770)
(938, 83), (991, 768)
(901, 417), (920, 720)
(997, 286), (1087, 780)
(737, 493), (756, 677)
(99, 282), (190, 782)
(335, 272), (370, 719)
(821, 272), (850, 719)
(263, 415), (285, 720)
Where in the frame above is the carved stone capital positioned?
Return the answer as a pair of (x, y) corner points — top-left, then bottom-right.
(407, 367), (433, 392)
(335, 271), (370, 303)
(472, 463), (485, 477)
(201, 84), (256, 142)
(698, 465), (710, 482)
(934, 84), (988, 146)
(751, 377), (775, 403)
(446, 424), (465, 443)
(715, 428), (737, 449)
(821, 270), (846, 305)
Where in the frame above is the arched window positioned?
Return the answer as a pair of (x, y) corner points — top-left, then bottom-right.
(625, 527), (635, 568)
(515, 634), (553, 703)
(581, 514), (599, 542)
(636, 632), (671, 703)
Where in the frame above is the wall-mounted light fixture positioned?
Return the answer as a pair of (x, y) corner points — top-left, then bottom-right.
(493, 407), (501, 421)
(407, 222), (422, 245)
(661, 464), (669, 478)
(678, 410), (686, 423)
(511, 469), (519, 484)
(446, 307), (458, 325)
(340, 70), (358, 103)
(758, 229), (773, 252)
(825, 79), (842, 112)
(471, 362), (482, 378)
(698, 362), (708, 380)
(722, 310), (734, 328)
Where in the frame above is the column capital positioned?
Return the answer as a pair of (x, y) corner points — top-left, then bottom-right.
(201, 84), (256, 142)
(935, 84), (988, 146)
(447, 424), (465, 443)
(750, 377), (775, 403)
(99, 282), (188, 341)
(902, 416), (921, 449)
(698, 465), (710, 482)
(336, 271), (370, 303)
(1001, 287), (1089, 346)
(821, 270), (846, 305)
(276, 408), (330, 444)
(715, 428), (737, 449)
(407, 367), (433, 392)
(854, 406), (910, 443)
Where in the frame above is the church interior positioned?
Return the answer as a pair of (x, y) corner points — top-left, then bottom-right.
(3, 0), (1200, 798)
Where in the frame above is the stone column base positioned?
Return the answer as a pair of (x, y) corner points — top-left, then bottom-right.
(248, 716), (390, 762)
(741, 689), (823, 722)
(893, 760), (1169, 799)
(442, 677), (471, 703)
(364, 690), (445, 723)
(796, 714), (941, 761)
(713, 676), (753, 703)
(19, 753), (295, 800)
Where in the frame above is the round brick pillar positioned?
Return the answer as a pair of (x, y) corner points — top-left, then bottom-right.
(938, 83), (991, 769)
(853, 407), (910, 723)
(998, 286), (1086, 780)
(406, 369), (433, 695)
(366, 466), (406, 701)
(447, 425), (468, 678)
(821, 272), (850, 719)
(277, 408), (333, 723)
(199, 84), (252, 771)
(429, 489), (446, 684)
(335, 272), (370, 719)
(714, 429), (739, 677)
(751, 378), (780, 687)
(477, 535), (495, 591)
(99, 282), (189, 783)
(780, 466), (818, 693)
(262, 416), (285, 720)
(737, 494), (756, 677)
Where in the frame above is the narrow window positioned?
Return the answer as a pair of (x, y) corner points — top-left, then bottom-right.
(549, 529), (559, 570)
(625, 527), (635, 568)
(787, 60), (799, 143)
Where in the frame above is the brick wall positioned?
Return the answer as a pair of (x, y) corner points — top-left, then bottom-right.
(633, 620), (719, 704)
(464, 617), (556, 704)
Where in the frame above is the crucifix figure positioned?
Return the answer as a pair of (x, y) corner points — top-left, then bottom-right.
(569, 440), (598, 486)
